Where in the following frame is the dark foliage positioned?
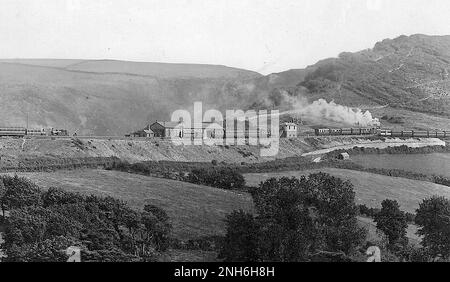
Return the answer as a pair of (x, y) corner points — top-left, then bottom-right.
(219, 173), (366, 262)
(187, 168), (245, 190)
(0, 176), (171, 262)
(374, 199), (408, 250)
(415, 196), (450, 259)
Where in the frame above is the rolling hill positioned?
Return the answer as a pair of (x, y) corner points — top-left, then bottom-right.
(8, 169), (254, 240)
(1, 34), (450, 135)
(0, 59), (262, 135)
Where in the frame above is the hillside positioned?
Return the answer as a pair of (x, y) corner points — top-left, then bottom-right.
(0, 59), (261, 135)
(1, 34), (450, 135)
(1, 136), (444, 168)
(9, 169), (254, 240)
(242, 34), (450, 130)
(294, 35), (450, 117)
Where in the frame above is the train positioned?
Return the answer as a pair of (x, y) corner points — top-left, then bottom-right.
(0, 127), (69, 137)
(314, 127), (378, 136)
(315, 127), (449, 138)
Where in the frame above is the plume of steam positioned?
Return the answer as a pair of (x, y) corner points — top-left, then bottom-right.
(276, 91), (380, 127)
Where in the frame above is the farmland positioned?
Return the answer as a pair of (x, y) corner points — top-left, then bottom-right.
(351, 153), (450, 178)
(244, 168), (450, 213)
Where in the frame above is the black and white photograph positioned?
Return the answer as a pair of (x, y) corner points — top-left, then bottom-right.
(1, 0), (450, 272)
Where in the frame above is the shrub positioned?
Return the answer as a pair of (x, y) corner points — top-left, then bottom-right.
(187, 168), (245, 190)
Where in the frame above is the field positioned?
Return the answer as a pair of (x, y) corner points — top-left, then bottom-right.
(5, 166), (441, 260)
(351, 153), (450, 178)
(244, 168), (450, 213)
(8, 169), (254, 240)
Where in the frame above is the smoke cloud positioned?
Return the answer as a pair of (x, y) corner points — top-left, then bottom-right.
(275, 91), (380, 127)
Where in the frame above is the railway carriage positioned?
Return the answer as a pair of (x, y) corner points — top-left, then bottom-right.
(26, 128), (47, 136)
(315, 127), (448, 138)
(0, 127), (27, 137)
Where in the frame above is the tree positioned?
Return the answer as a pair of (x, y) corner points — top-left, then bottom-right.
(141, 204), (172, 252)
(219, 210), (260, 261)
(302, 173), (366, 253)
(221, 173), (366, 262)
(1, 175), (42, 211)
(374, 199), (408, 250)
(415, 196), (450, 259)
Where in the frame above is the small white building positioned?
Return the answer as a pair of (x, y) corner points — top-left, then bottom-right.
(338, 152), (350, 160)
(281, 122), (298, 138)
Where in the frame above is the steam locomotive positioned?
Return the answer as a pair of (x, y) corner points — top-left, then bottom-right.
(0, 127), (68, 137)
(315, 127), (449, 138)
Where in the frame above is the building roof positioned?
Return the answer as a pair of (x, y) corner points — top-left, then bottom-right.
(151, 121), (183, 128)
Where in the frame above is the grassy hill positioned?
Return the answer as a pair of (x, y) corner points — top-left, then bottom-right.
(1, 34), (450, 134)
(10, 169), (254, 240)
(296, 34), (450, 115)
(0, 59), (261, 135)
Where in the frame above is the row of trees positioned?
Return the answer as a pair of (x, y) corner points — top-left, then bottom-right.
(0, 175), (171, 262)
(219, 173), (450, 262)
(2, 157), (120, 173)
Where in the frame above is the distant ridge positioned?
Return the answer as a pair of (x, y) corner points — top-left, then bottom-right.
(0, 58), (262, 79)
(0, 34), (450, 135)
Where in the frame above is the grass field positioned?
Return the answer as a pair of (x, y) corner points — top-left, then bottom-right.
(351, 153), (450, 178)
(244, 168), (450, 213)
(9, 169), (254, 240)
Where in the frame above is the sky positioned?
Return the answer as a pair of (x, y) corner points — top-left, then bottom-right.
(1, 0), (450, 75)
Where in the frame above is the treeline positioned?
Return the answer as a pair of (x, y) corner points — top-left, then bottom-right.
(1, 156), (121, 173)
(220, 173), (450, 262)
(0, 175), (171, 262)
(107, 156), (450, 190)
(108, 160), (246, 190)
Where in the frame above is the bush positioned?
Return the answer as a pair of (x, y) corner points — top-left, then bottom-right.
(187, 168), (245, 190)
